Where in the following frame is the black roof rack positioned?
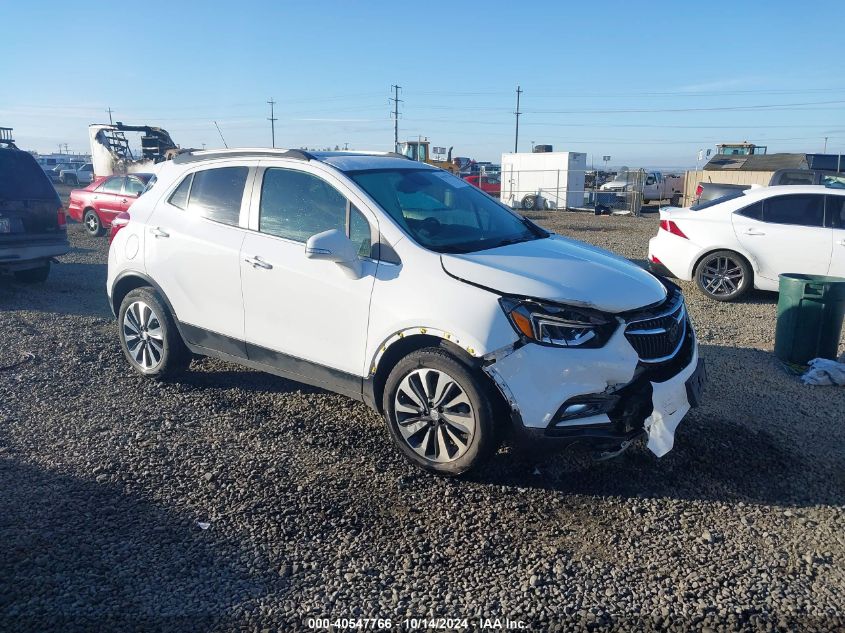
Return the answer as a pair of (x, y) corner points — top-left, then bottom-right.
(172, 148), (316, 165)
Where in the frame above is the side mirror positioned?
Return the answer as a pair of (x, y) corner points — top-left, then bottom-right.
(305, 229), (362, 279)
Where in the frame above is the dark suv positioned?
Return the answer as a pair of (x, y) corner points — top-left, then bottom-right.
(0, 140), (69, 282)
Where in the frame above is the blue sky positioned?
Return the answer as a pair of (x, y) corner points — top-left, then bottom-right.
(1, 0), (843, 169)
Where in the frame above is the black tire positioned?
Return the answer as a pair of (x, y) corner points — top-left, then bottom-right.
(694, 250), (752, 302)
(382, 347), (499, 476)
(83, 209), (104, 237)
(13, 261), (50, 283)
(118, 287), (190, 378)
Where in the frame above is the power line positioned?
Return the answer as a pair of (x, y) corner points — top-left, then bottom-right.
(390, 85), (402, 153)
(267, 98), (277, 148)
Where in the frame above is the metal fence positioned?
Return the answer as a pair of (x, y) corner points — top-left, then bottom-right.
(499, 167), (648, 216)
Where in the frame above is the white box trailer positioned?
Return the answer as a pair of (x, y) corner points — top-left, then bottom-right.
(500, 151), (587, 210)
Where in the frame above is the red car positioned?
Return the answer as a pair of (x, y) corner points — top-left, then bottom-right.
(463, 174), (501, 197)
(67, 173), (152, 236)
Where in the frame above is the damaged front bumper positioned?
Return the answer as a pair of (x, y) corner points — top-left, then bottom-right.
(483, 313), (703, 458)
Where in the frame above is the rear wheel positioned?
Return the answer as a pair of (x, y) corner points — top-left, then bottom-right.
(13, 261), (50, 283)
(118, 287), (189, 378)
(83, 209), (104, 236)
(695, 250), (752, 301)
(383, 348), (499, 476)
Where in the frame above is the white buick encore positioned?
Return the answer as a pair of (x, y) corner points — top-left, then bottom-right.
(107, 149), (705, 475)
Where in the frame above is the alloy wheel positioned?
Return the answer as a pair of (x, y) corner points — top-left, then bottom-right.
(85, 212), (100, 234)
(394, 368), (476, 464)
(122, 300), (164, 370)
(700, 255), (744, 297)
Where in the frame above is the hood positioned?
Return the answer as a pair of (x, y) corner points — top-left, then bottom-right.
(441, 236), (667, 313)
(600, 181), (629, 190)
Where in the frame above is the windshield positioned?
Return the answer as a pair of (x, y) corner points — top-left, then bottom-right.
(349, 168), (547, 254)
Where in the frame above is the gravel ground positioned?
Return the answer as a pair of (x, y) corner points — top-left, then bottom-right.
(1, 199), (844, 632)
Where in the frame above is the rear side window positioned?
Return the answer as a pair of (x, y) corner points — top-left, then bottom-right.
(187, 167), (248, 225)
(259, 168), (347, 242)
(827, 196), (845, 228)
(125, 177), (146, 196)
(98, 177), (124, 194)
(0, 150), (58, 200)
(736, 201), (762, 220)
(763, 195), (824, 227)
(169, 174), (192, 209)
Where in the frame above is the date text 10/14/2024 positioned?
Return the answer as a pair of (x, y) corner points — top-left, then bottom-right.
(306, 617), (528, 630)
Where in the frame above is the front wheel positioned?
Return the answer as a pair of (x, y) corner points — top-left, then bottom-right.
(383, 348), (499, 476)
(118, 287), (190, 378)
(695, 250), (752, 301)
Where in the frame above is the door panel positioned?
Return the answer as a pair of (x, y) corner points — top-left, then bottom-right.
(732, 195), (832, 282)
(241, 233), (376, 375)
(94, 177), (126, 224)
(144, 165), (254, 352)
(828, 195), (845, 277)
(240, 166), (378, 377)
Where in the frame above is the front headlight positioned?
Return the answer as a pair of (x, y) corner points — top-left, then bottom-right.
(499, 298), (617, 348)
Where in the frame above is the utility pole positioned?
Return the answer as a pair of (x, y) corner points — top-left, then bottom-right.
(824, 136), (828, 153)
(514, 85), (522, 153)
(106, 107), (114, 125)
(267, 98), (277, 148)
(343, 142), (349, 150)
(63, 143), (69, 154)
(390, 84), (402, 153)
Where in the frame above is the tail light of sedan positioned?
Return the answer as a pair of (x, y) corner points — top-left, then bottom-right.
(58, 207), (67, 230)
(659, 219), (688, 239)
(109, 212), (131, 244)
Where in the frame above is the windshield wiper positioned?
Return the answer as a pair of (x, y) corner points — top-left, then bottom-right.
(487, 234), (541, 249)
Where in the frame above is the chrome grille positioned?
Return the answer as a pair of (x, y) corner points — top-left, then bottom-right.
(624, 296), (687, 363)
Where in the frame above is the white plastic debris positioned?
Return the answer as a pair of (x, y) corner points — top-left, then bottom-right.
(644, 377), (691, 457)
(196, 521), (211, 530)
(801, 358), (845, 386)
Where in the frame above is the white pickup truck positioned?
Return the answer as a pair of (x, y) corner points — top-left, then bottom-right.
(59, 162), (95, 186)
(600, 170), (684, 204)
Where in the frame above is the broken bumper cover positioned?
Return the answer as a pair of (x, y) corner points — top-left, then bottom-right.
(484, 320), (703, 456)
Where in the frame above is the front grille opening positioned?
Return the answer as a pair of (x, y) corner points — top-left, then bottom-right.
(624, 294), (687, 363)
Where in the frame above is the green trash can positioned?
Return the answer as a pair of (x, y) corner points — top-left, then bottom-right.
(774, 273), (845, 365)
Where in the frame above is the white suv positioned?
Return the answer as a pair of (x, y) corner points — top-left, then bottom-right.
(107, 149), (705, 475)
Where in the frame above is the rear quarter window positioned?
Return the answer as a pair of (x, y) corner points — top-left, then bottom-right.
(187, 167), (248, 225)
(0, 150), (58, 200)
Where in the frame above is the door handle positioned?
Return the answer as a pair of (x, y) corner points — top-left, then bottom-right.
(121, 198), (129, 204)
(244, 255), (273, 270)
(743, 228), (765, 236)
(149, 226), (170, 238)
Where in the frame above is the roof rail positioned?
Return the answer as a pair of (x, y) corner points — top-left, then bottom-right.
(172, 147), (316, 165)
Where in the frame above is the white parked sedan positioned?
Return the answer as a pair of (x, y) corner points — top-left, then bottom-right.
(648, 185), (845, 301)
